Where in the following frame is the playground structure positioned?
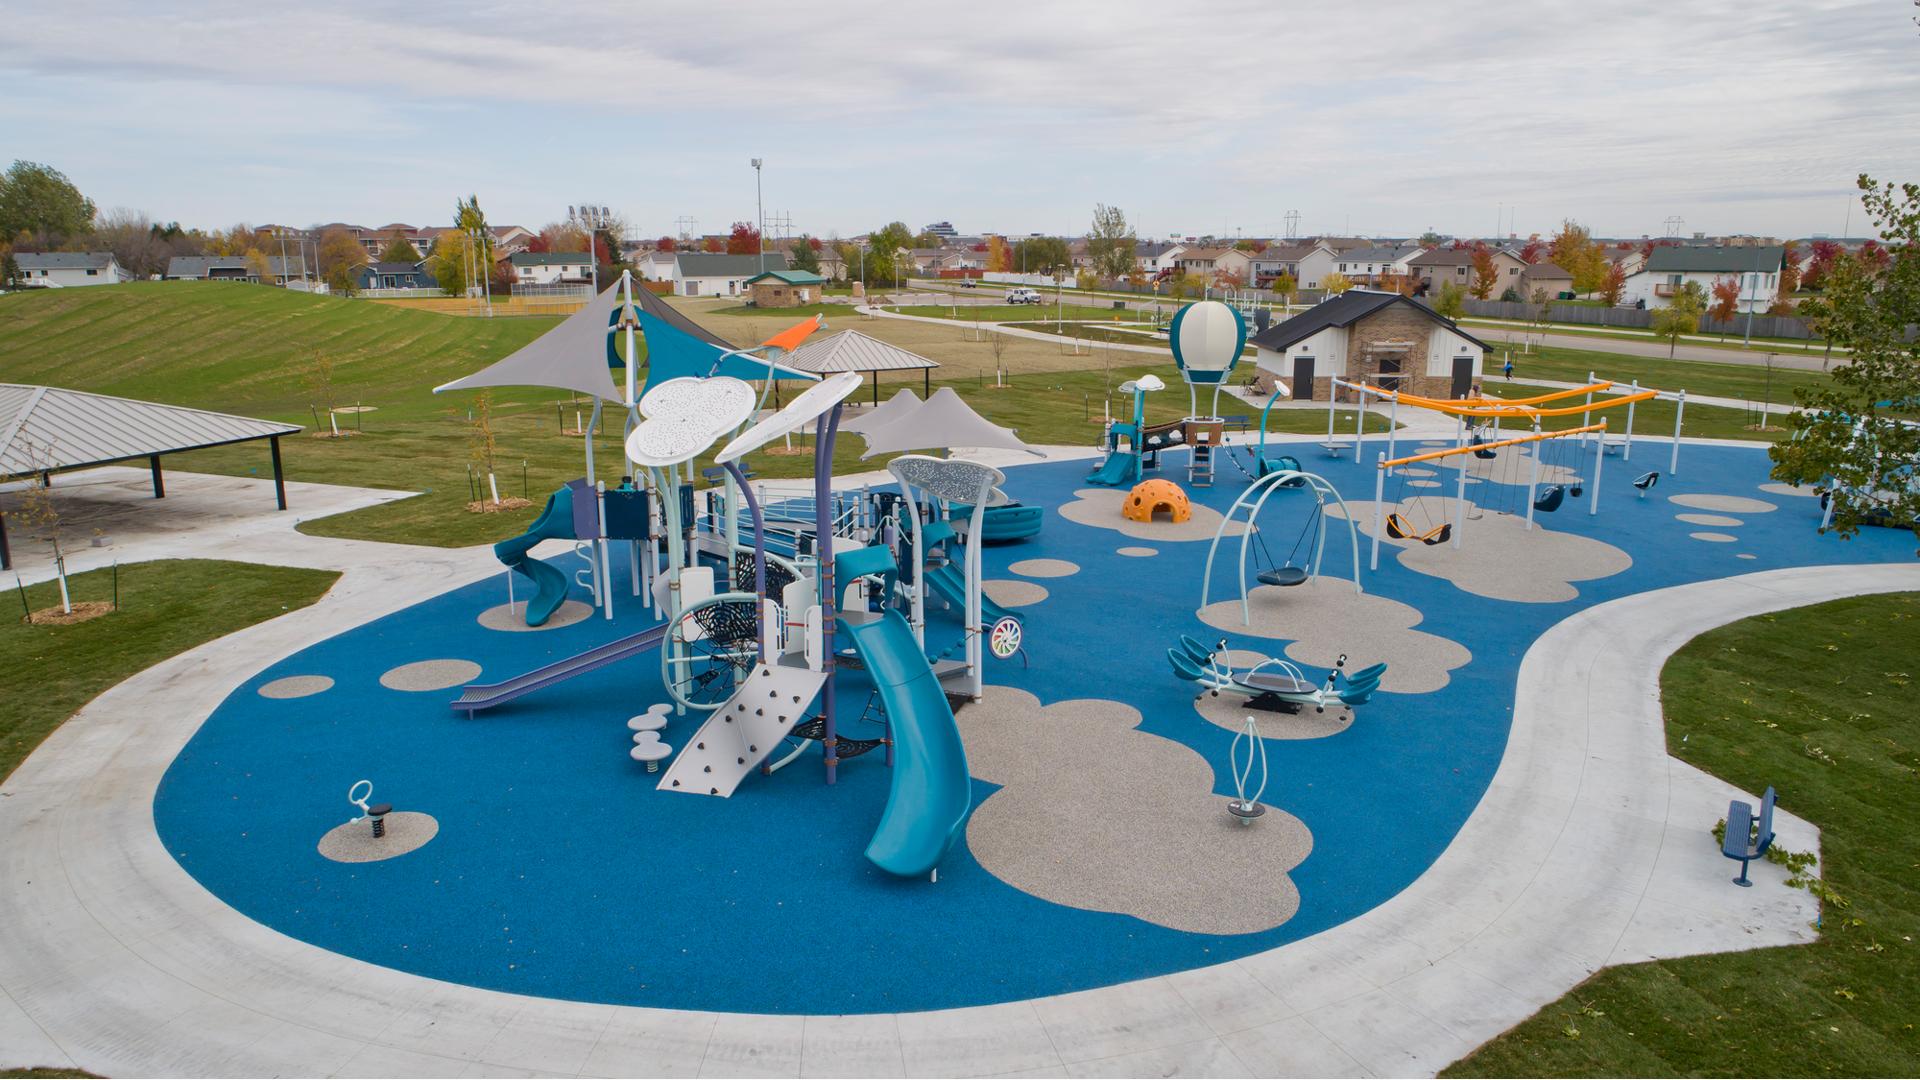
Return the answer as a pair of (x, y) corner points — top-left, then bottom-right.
(1124, 478), (1191, 524)
(1201, 467), (1364, 624)
(1167, 635), (1385, 714)
(1089, 300), (1248, 488)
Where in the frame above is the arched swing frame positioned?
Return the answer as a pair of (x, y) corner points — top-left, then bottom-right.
(1201, 468), (1364, 626)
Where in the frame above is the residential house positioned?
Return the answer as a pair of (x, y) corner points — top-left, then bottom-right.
(1250, 242), (1338, 290)
(164, 255), (307, 284)
(508, 251), (595, 286)
(1213, 248), (1257, 284)
(1174, 246), (1232, 277)
(1408, 247), (1527, 298)
(1514, 261), (1575, 301)
(745, 269), (827, 307)
(658, 252), (790, 297)
(13, 252), (133, 287)
(1602, 245), (1646, 277)
(1134, 242), (1186, 276)
(354, 261), (436, 291)
(1330, 246), (1426, 286)
(1249, 289), (1487, 402)
(637, 249), (679, 282)
(1622, 245), (1784, 313)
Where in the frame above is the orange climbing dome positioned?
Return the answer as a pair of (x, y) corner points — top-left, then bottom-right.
(1123, 478), (1191, 523)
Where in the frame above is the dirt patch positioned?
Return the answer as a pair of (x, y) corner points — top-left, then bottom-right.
(23, 600), (113, 626)
(465, 497), (535, 514)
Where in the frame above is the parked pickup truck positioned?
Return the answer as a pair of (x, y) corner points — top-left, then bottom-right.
(1004, 287), (1043, 304)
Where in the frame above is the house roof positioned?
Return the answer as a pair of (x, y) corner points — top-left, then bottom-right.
(14, 252), (117, 270)
(364, 261), (427, 274)
(509, 251), (594, 267)
(1521, 261), (1573, 279)
(1178, 246), (1232, 261)
(745, 269), (827, 286)
(1253, 243), (1321, 263)
(1408, 247), (1488, 267)
(782, 330), (939, 374)
(675, 252), (788, 277)
(1248, 289), (1491, 354)
(165, 255), (304, 277)
(0, 384), (300, 477)
(1338, 246), (1419, 264)
(1644, 245), (1786, 273)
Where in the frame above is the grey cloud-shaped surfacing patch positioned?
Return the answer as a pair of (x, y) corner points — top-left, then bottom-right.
(1331, 499), (1632, 605)
(1197, 577), (1470, 694)
(958, 687), (1309, 935)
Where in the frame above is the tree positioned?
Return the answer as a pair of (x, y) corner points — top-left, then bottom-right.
(1470, 247), (1498, 299)
(1858, 239), (1892, 276)
(1778, 238), (1800, 296)
(1164, 270), (1199, 302)
(244, 248), (275, 283)
(317, 228), (367, 295)
(468, 390), (503, 507)
(727, 221), (760, 255)
(655, 235), (677, 253)
(429, 231), (475, 296)
(0, 161), (96, 248)
(1652, 280), (1706, 356)
(1598, 262), (1627, 307)
(1770, 175), (1920, 545)
(1517, 234), (1545, 264)
(701, 235), (725, 253)
(453, 194), (492, 271)
(0, 250), (20, 288)
(1011, 236), (1071, 275)
(1271, 272), (1298, 305)
(1708, 276), (1741, 331)
(1087, 203), (1136, 280)
(91, 207), (167, 278)
(1417, 230), (1445, 247)
(788, 234), (821, 275)
(1434, 280), (1466, 319)
(380, 230), (422, 262)
(985, 235), (1013, 273)
(1323, 272), (1354, 294)
(1549, 219), (1608, 295)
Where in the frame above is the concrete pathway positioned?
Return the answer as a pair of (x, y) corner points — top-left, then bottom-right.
(6, 511), (1905, 1077)
(1473, 324), (1840, 371)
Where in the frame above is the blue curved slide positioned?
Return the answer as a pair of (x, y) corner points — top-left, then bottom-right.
(495, 485), (576, 626)
(839, 610), (972, 878)
(924, 562), (1018, 626)
(1085, 450), (1138, 487)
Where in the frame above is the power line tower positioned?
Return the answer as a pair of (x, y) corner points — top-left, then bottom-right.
(673, 215), (697, 242)
(1663, 215), (1685, 239)
(1283, 210), (1300, 241)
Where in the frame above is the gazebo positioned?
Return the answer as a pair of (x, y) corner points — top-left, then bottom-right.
(0, 384), (301, 570)
(779, 329), (939, 405)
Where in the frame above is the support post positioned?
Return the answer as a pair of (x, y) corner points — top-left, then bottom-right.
(1370, 455), (1385, 571)
(1624, 379), (1639, 461)
(269, 436), (287, 510)
(0, 508), (10, 571)
(814, 408), (843, 785)
(149, 454), (165, 499)
(1581, 371), (1594, 444)
(1386, 395), (1399, 473)
(1670, 390), (1686, 476)
(1590, 423), (1606, 515)
(1452, 448), (1467, 549)
(1525, 424), (1541, 530)
(1352, 392), (1366, 464)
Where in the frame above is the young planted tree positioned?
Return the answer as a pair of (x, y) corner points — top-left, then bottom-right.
(1778, 238), (1801, 296)
(301, 350), (342, 436)
(1652, 280), (1707, 356)
(468, 390), (502, 507)
(8, 436), (74, 615)
(1434, 281), (1467, 319)
(1598, 262), (1628, 306)
(1470, 247), (1498, 299)
(1322, 271), (1354, 295)
(1271, 271), (1299, 308)
(1771, 175), (1920, 545)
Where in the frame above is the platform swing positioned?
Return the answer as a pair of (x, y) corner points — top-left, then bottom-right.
(1252, 490), (1322, 587)
(1201, 467), (1363, 626)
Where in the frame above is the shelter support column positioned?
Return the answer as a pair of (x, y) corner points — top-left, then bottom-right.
(270, 436), (287, 510)
(149, 454), (165, 499)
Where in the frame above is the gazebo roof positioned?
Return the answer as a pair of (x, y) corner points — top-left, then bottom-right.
(782, 330), (940, 374)
(0, 384), (299, 477)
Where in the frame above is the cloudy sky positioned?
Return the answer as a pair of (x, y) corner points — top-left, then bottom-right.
(5, 1), (1916, 241)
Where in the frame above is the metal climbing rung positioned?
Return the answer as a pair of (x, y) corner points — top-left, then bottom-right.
(656, 660), (829, 797)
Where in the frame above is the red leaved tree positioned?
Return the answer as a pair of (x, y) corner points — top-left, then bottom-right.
(702, 235), (724, 253)
(1709, 276), (1741, 335)
(655, 236), (677, 252)
(726, 222), (760, 255)
(1598, 263), (1627, 306)
(1518, 234), (1545, 263)
(1470, 247), (1498, 299)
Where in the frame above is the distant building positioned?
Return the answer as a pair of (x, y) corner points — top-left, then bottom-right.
(922, 221), (958, 239)
(354, 261), (437, 291)
(1623, 245), (1784, 313)
(745, 269), (827, 307)
(13, 252), (133, 287)
(1331, 246), (1426, 285)
(164, 255), (307, 284)
(1250, 242), (1337, 290)
(657, 252), (789, 297)
(508, 251), (595, 286)
(1516, 261), (1575, 300)
(1249, 289), (1487, 401)
(1408, 247), (1528, 297)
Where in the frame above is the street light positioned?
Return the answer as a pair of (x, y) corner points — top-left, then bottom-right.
(751, 158), (765, 276)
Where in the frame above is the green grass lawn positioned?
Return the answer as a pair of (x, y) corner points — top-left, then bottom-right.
(1493, 344), (1836, 405)
(0, 560), (340, 783)
(1483, 381), (1783, 441)
(1447, 592), (1920, 1077)
(885, 302), (1133, 323)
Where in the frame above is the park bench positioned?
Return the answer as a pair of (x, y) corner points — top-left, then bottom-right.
(1721, 786), (1776, 887)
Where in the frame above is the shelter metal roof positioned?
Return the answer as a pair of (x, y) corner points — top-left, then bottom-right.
(781, 330), (939, 375)
(0, 384), (300, 476)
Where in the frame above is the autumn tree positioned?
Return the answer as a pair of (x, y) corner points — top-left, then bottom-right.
(538, 222), (589, 253)
(1517, 234), (1545, 264)
(0, 160), (95, 248)
(380, 230), (422, 262)
(787, 234), (822, 275)
(1549, 219), (1609, 295)
(985, 235), (1013, 273)
(701, 235), (725, 253)
(1770, 175), (1920, 545)
(1652, 280), (1706, 356)
(429, 231), (475, 296)
(727, 221), (761, 255)
(1322, 271), (1355, 294)
(91, 208), (168, 278)
(1777, 238), (1800, 296)
(1271, 271), (1298, 304)
(654, 235), (677, 252)
(1708, 276), (1742, 331)
(453, 194), (492, 271)
(317, 228), (367, 294)
(1801, 239), (1842, 290)
(1434, 281), (1467, 319)
(1087, 203), (1136, 280)
(1470, 246), (1498, 299)
(245, 248), (274, 283)
(1598, 262), (1627, 306)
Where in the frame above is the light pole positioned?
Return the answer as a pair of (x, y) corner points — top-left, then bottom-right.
(1742, 246), (1765, 346)
(751, 158), (766, 275)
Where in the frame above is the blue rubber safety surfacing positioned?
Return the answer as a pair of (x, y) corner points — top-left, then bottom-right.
(155, 442), (1912, 1014)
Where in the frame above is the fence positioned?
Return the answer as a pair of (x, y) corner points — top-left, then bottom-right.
(1454, 298), (1822, 341)
(510, 282), (595, 305)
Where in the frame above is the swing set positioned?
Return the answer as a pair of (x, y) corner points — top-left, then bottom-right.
(1201, 468), (1363, 626)
(1368, 421), (1611, 569)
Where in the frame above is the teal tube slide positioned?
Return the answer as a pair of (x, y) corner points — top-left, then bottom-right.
(840, 610), (972, 878)
(494, 485), (577, 627)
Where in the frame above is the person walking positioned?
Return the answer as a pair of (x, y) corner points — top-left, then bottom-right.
(1503, 356), (1515, 381)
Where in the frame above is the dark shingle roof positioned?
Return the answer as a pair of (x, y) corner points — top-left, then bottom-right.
(1644, 245), (1785, 273)
(1249, 290), (1490, 353)
(15, 252), (117, 270)
(675, 252), (789, 277)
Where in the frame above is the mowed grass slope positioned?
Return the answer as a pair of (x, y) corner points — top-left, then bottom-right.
(1447, 593), (1920, 1077)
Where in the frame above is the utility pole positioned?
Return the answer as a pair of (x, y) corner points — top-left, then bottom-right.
(751, 158), (766, 275)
